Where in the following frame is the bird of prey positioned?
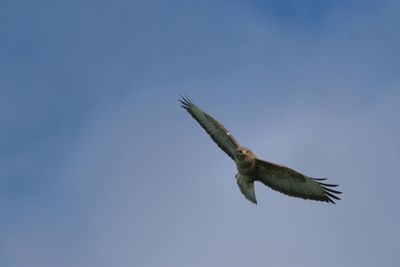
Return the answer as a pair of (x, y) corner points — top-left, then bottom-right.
(179, 96), (341, 204)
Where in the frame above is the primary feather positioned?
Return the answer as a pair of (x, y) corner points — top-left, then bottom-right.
(255, 159), (341, 203)
(179, 96), (239, 160)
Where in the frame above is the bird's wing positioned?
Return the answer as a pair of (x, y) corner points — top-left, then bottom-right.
(255, 159), (341, 203)
(180, 96), (239, 160)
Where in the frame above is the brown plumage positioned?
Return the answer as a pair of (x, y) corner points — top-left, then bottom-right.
(180, 96), (341, 204)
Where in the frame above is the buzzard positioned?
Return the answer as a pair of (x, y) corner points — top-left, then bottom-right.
(180, 96), (341, 204)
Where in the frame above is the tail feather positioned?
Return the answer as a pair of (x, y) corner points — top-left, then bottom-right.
(236, 173), (257, 204)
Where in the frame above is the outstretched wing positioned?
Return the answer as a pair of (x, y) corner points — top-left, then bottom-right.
(180, 96), (239, 160)
(255, 159), (341, 203)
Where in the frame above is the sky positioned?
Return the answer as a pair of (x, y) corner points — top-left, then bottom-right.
(1, 0), (400, 266)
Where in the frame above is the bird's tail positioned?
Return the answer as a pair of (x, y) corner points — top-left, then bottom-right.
(236, 173), (257, 204)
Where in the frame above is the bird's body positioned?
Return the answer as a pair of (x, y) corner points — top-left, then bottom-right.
(180, 96), (341, 204)
(235, 147), (256, 175)
(235, 147), (258, 203)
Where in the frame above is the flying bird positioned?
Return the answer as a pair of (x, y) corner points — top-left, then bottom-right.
(179, 96), (341, 204)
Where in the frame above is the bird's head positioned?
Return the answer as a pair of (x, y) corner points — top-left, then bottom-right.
(235, 147), (255, 160)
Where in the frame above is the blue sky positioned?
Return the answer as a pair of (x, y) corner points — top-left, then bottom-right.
(1, 0), (400, 266)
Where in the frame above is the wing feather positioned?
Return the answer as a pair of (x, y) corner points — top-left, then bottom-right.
(179, 96), (239, 160)
(255, 159), (341, 204)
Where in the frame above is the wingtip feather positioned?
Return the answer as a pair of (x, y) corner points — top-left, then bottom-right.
(179, 95), (195, 110)
(324, 187), (342, 194)
(324, 190), (341, 200)
(310, 177), (341, 204)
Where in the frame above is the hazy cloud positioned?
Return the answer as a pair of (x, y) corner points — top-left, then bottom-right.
(1, 1), (400, 266)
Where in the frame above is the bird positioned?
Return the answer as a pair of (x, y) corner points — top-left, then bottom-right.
(179, 96), (341, 204)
